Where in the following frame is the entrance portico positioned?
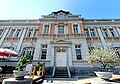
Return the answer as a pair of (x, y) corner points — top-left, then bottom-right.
(50, 40), (72, 67)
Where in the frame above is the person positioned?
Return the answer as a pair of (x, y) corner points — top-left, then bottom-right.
(2, 65), (7, 77)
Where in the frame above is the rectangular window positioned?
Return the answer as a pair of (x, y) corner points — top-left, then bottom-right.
(75, 45), (82, 60)
(0, 29), (4, 37)
(109, 28), (115, 37)
(15, 29), (21, 37)
(90, 29), (96, 37)
(59, 14), (64, 18)
(113, 47), (120, 57)
(84, 29), (90, 37)
(58, 25), (64, 34)
(27, 29), (33, 37)
(73, 24), (78, 33)
(33, 29), (38, 37)
(9, 29), (15, 37)
(22, 47), (34, 59)
(102, 29), (109, 37)
(44, 25), (49, 33)
(41, 45), (47, 59)
(88, 46), (95, 53)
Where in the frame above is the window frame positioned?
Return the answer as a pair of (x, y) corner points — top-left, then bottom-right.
(8, 29), (16, 37)
(84, 28), (90, 37)
(15, 29), (21, 37)
(22, 47), (35, 59)
(75, 45), (82, 60)
(41, 45), (47, 59)
(27, 29), (33, 37)
(0, 29), (4, 37)
(102, 28), (109, 37)
(58, 25), (64, 34)
(109, 28), (115, 37)
(90, 29), (96, 37)
(44, 25), (49, 34)
(73, 24), (79, 33)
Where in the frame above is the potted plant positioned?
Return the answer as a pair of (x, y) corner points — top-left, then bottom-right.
(88, 46), (119, 79)
(13, 55), (32, 80)
(35, 62), (45, 76)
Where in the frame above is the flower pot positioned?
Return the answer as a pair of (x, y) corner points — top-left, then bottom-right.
(13, 70), (28, 80)
(94, 71), (113, 80)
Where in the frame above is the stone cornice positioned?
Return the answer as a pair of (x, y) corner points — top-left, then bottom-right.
(83, 21), (120, 25)
(40, 18), (84, 22)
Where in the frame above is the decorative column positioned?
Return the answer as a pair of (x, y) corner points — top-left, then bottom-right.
(0, 28), (10, 47)
(78, 24), (81, 33)
(46, 43), (51, 60)
(97, 27), (107, 49)
(33, 39), (42, 61)
(68, 46), (72, 67)
(16, 28), (27, 53)
(50, 46), (55, 67)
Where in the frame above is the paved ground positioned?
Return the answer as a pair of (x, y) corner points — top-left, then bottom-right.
(42, 77), (94, 84)
(1, 74), (120, 84)
(0, 76), (94, 84)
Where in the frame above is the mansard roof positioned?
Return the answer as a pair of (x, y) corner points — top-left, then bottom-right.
(52, 10), (72, 15)
(41, 10), (81, 20)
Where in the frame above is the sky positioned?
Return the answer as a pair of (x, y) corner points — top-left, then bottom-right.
(0, 0), (120, 20)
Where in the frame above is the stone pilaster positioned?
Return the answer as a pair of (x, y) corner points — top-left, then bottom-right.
(46, 43), (51, 60)
(68, 46), (72, 66)
(115, 27), (120, 36)
(81, 39), (89, 61)
(16, 28), (27, 53)
(88, 28), (91, 37)
(71, 44), (76, 60)
(33, 39), (42, 60)
(97, 27), (107, 49)
(50, 46), (55, 67)
(113, 27), (119, 37)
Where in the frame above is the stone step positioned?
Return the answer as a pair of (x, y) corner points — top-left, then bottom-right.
(53, 67), (69, 78)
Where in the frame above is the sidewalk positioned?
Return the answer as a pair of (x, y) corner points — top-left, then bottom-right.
(42, 77), (95, 84)
(1, 74), (120, 84)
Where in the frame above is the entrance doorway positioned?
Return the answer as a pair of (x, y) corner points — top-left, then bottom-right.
(56, 49), (67, 67)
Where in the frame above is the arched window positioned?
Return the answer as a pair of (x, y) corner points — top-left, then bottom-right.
(22, 47), (35, 59)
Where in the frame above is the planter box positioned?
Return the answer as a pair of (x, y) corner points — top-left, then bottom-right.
(94, 71), (113, 79)
(13, 70), (28, 80)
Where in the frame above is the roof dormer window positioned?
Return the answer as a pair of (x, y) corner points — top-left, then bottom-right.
(58, 12), (65, 18)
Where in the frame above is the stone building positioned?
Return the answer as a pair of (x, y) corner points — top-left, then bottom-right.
(0, 10), (120, 77)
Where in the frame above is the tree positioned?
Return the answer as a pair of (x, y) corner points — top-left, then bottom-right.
(88, 46), (119, 70)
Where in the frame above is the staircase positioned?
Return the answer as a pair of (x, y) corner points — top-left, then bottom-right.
(53, 67), (69, 78)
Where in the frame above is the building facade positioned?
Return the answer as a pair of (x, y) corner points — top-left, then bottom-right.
(0, 10), (120, 77)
